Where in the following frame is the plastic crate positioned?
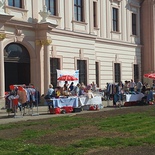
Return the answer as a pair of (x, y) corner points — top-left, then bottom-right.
(61, 106), (73, 113)
(50, 107), (61, 114)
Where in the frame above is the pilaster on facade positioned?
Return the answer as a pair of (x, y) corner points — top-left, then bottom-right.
(0, 41), (4, 98)
(89, 0), (94, 34)
(106, 0), (111, 39)
(64, 0), (71, 30)
(39, 46), (45, 94)
(44, 44), (51, 95)
(121, 0), (125, 41)
(100, 0), (104, 38)
(125, 3), (130, 42)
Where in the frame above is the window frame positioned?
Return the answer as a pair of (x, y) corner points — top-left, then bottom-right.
(8, 0), (23, 8)
(93, 1), (97, 27)
(112, 7), (119, 32)
(114, 63), (121, 83)
(74, 0), (84, 22)
(134, 64), (139, 83)
(45, 0), (56, 16)
(132, 13), (137, 35)
(95, 61), (99, 87)
(50, 58), (60, 88)
(77, 59), (87, 85)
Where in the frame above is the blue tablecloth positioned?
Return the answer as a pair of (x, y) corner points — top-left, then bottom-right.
(45, 97), (78, 108)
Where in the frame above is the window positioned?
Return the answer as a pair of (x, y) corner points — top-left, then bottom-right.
(112, 8), (119, 32)
(93, 1), (97, 27)
(77, 60), (87, 85)
(8, 0), (22, 8)
(45, 0), (56, 15)
(95, 62), (99, 87)
(114, 63), (121, 83)
(50, 58), (60, 88)
(74, 0), (83, 21)
(134, 64), (139, 82)
(132, 13), (137, 35)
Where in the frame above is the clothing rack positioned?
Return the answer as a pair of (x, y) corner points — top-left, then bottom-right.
(6, 94), (23, 118)
(7, 84), (40, 117)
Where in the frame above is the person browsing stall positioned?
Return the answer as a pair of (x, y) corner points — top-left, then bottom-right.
(71, 83), (81, 96)
(46, 84), (54, 99)
(129, 79), (136, 92)
(91, 81), (97, 92)
(63, 81), (69, 91)
(69, 82), (75, 91)
(136, 79), (143, 92)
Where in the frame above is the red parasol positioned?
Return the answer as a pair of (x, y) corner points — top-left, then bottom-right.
(57, 75), (78, 81)
(144, 73), (155, 79)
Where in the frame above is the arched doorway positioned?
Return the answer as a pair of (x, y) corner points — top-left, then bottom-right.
(4, 43), (30, 91)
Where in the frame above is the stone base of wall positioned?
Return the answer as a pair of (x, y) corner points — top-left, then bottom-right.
(102, 100), (113, 107)
(0, 98), (5, 109)
(39, 96), (45, 106)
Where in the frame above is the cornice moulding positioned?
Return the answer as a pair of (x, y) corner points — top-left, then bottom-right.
(96, 38), (142, 48)
(0, 13), (13, 22)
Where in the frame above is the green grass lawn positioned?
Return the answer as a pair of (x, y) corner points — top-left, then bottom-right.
(0, 108), (155, 155)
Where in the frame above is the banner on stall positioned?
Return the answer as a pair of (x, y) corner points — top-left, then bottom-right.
(57, 69), (79, 87)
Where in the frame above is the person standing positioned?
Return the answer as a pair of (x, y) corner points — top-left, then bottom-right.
(46, 84), (54, 98)
(113, 84), (119, 106)
(123, 81), (129, 93)
(63, 81), (69, 91)
(117, 82), (124, 107)
(136, 80), (143, 92)
(69, 82), (74, 92)
(91, 81), (97, 92)
(129, 79), (136, 92)
(71, 83), (81, 96)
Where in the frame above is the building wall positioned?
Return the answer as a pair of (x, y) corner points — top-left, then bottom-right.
(0, 0), (142, 98)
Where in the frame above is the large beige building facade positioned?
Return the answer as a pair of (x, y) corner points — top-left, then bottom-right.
(0, 0), (142, 101)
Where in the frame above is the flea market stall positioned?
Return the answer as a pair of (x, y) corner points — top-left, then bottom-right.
(79, 95), (103, 110)
(124, 92), (144, 106)
(44, 70), (104, 114)
(125, 93), (144, 102)
(5, 84), (40, 117)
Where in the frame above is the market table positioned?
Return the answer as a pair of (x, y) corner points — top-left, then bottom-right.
(78, 96), (102, 106)
(45, 96), (79, 108)
(125, 93), (144, 102)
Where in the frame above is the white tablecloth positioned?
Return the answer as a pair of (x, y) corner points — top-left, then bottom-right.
(125, 93), (144, 102)
(45, 97), (78, 108)
(79, 96), (102, 106)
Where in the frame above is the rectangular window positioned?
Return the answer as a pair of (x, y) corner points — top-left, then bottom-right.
(95, 62), (99, 87)
(77, 60), (87, 85)
(8, 0), (22, 8)
(112, 8), (119, 32)
(74, 0), (83, 21)
(134, 64), (139, 82)
(132, 13), (137, 35)
(45, 0), (56, 15)
(114, 63), (121, 83)
(93, 1), (97, 27)
(50, 58), (60, 88)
